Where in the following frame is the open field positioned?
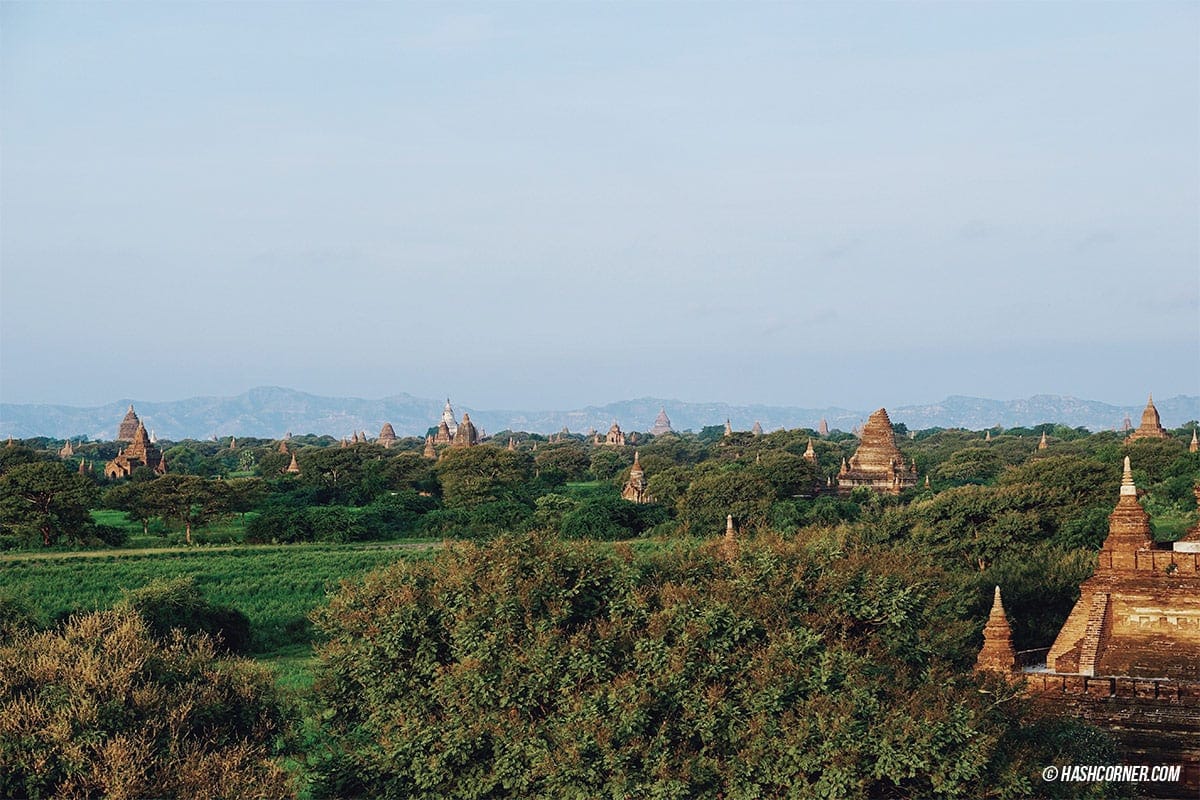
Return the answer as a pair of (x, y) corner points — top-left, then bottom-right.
(0, 542), (437, 653)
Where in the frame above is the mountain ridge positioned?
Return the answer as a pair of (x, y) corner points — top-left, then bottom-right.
(1, 387), (1196, 441)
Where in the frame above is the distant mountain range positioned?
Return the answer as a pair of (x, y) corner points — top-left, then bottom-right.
(1, 387), (1197, 441)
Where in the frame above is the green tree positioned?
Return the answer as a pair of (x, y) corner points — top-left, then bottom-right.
(435, 447), (534, 508)
(677, 468), (774, 534)
(139, 475), (225, 545)
(0, 461), (99, 547)
(120, 576), (252, 653)
(103, 480), (157, 535)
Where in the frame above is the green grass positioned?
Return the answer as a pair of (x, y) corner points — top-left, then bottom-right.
(0, 543), (435, 653)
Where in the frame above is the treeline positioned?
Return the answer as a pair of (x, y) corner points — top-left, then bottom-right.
(3, 423), (1197, 550)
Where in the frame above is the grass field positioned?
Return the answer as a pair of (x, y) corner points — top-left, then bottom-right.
(0, 542), (436, 653)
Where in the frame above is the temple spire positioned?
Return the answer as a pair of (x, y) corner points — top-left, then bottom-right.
(721, 514), (738, 561)
(1190, 427), (1198, 453)
(974, 586), (1017, 673)
(1120, 455), (1136, 496)
(1038, 431), (1048, 450)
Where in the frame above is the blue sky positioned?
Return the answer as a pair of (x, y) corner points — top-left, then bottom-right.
(2, 2), (1197, 410)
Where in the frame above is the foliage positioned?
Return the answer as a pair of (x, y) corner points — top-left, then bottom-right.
(0, 461), (100, 547)
(311, 534), (1114, 799)
(677, 468), (774, 534)
(0, 610), (292, 799)
(435, 447), (535, 508)
(120, 576), (253, 653)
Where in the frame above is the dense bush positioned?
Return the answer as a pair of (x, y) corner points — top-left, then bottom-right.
(121, 576), (252, 654)
(310, 534), (1117, 799)
(0, 610), (292, 799)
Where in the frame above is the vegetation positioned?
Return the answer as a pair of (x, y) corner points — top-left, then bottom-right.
(310, 533), (1120, 799)
(0, 420), (1195, 796)
(0, 610), (292, 799)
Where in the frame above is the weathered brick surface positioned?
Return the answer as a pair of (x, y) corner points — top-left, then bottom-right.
(837, 408), (917, 495)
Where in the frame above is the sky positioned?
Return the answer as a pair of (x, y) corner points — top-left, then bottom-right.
(2, 1), (1197, 411)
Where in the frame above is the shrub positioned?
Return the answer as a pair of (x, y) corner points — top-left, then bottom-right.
(0, 610), (292, 799)
(121, 576), (252, 654)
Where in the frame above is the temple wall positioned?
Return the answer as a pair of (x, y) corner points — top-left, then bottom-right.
(1027, 675), (1200, 798)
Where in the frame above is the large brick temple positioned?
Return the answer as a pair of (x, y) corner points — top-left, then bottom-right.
(978, 457), (1200, 796)
(837, 408), (918, 495)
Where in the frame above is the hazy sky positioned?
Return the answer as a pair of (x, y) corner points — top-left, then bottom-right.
(2, 2), (1197, 410)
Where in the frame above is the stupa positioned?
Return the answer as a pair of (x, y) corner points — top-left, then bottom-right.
(378, 423), (397, 449)
(837, 408), (917, 495)
(1045, 458), (1198, 679)
(451, 413), (479, 448)
(974, 586), (1017, 674)
(650, 408), (673, 436)
(605, 423), (626, 447)
(1127, 395), (1171, 442)
(117, 405), (141, 441)
(621, 451), (652, 504)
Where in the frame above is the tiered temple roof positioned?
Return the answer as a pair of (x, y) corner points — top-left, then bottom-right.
(605, 423), (626, 446)
(650, 408), (673, 436)
(837, 408), (917, 495)
(751, 421), (763, 437)
(451, 413), (479, 448)
(440, 399), (459, 438)
(117, 405), (141, 441)
(1127, 395), (1171, 441)
(1044, 457), (1199, 680)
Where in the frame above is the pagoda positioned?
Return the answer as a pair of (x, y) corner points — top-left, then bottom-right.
(117, 405), (141, 441)
(104, 421), (166, 479)
(378, 423), (397, 449)
(1045, 457), (1198, 679)
(974, 586), (1017, 674)
(451, 413), (479, 448)
(621, 451), (652, 504)
(605, 423), (626, 447)
(837, 408), (917, 495)
(1127, 395), (1171, 442)
(650, 408), (673, 436)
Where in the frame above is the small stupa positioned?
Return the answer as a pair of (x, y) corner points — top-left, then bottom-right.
(974, 586), (1017, 674)
(621, 451), (652, 504)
